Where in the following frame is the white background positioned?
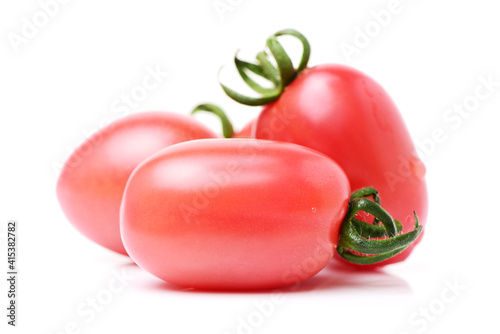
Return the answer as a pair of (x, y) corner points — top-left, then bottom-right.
(1, 0), (499, 333)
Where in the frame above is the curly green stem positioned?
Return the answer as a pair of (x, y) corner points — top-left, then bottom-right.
(337, 188), (423, 265)
(219, 29), (311, 106)
(191, 104), (234, 138)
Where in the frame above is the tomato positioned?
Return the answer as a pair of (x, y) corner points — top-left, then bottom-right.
(232, 119), (256, 138)
(120, 139), (350, 290)
(56, 111), (217, 255)
(221, 30), (428, 266)
(254, 64), (428, 265)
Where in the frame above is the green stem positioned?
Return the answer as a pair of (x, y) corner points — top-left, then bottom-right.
(350, 218), (403, 239)
(350, 186), (381, 225)
(273, 29), (310, 72)
(351, 187), (380, 204)
(348, 198), (397, 237)
(191, 104), (234, 138)
(337, 188), (423, 265)
(234, 53), (276, 95)
(266, 36), (295, 87)
(256, 52), (280, 86)
(219, 29), (311, 106)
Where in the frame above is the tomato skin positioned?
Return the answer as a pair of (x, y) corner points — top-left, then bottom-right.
(121, 139), (350, 290)
(56, 112), (217, 255)
(253, 64), (428, 266)
(232, 119), (256, 138)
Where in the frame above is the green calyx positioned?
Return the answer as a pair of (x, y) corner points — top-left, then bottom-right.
(191, 104), (234, 138)
(337, 187), (423, 265)
(220, 29), (311, 106)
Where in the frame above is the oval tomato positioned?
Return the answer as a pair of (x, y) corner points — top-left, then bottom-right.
(120, 139), (350, 290)
(220, 30), (428, 266)
(56, 111), (217, 255)
(253, 64), (428, 266)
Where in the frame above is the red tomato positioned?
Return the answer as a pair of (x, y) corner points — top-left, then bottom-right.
(232, 119), (256, 138)
(57, 112), (217, 255)
(120, 139), (350, 290)
(253, 64), (428, 266)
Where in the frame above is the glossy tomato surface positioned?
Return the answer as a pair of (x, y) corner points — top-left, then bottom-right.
(254, 64), (428, 266)
(57, 111), (217, 255)
(121, 139), (350, 290)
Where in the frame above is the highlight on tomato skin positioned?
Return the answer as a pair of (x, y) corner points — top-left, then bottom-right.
(219, 29), (428, 267)
(56, 111), (218, 255)
(120, 139), (351, 290)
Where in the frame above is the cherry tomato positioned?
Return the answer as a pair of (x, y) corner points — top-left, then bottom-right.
(56, 111), (217, 255)
(253, 65), (428, 266)
(120, 139), (350, 290)
(221, 30), (428, 266)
